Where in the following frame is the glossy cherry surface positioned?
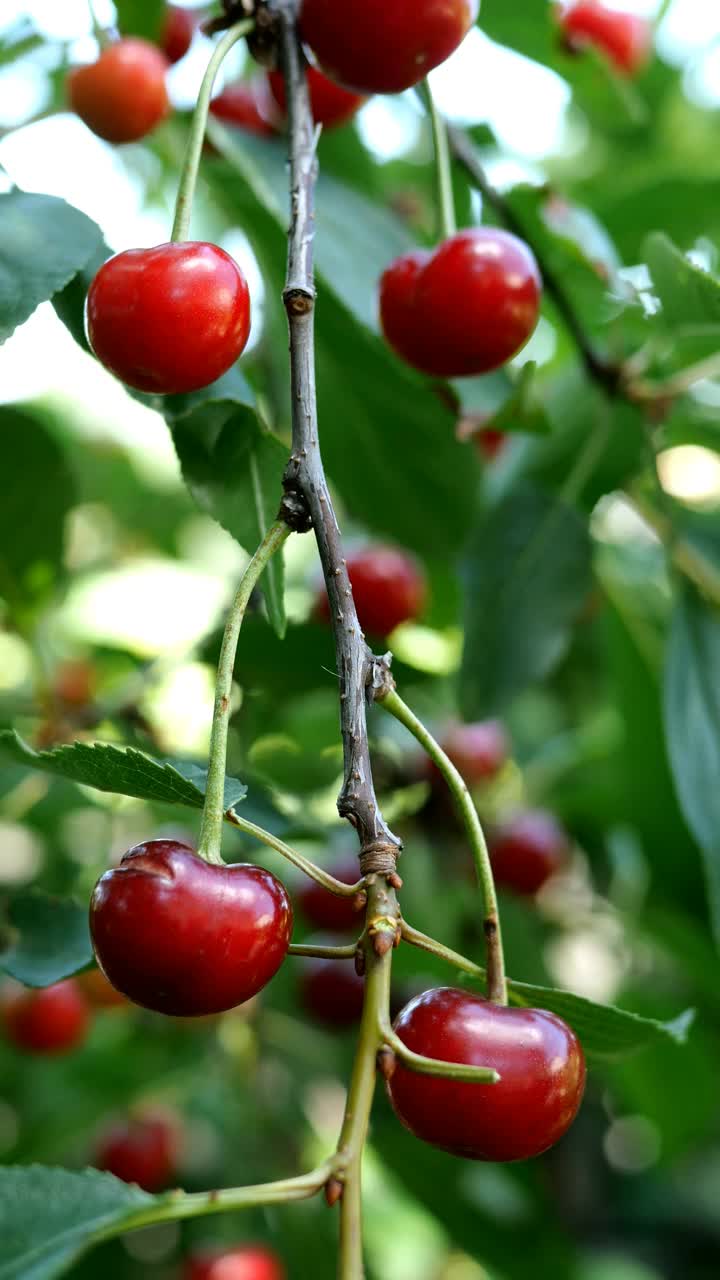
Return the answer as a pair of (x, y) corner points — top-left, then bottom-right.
(299, 951), (365, 1028)
(316, 546), (426, 637)
(380, 229), (542, 378)
(559, 3), (650, 75)
(297, 857), (362, 932)
(185, 1245), (285, 1280)
(1, 979), (90, 1054)
(268, 66), (366, 128)
(90, 840), (293, 1016)
(299, 0), (479, 94)
(95, 1113), (177, 1191)
(162, 5), (195, 64)
(86, 242), (251, 394)
(210, 81), (277, 135)
(491, 810), (569, 896)
(437, 720), (509, 785)
(387, 988), (585, 1161)
(68, 39), (169, 144)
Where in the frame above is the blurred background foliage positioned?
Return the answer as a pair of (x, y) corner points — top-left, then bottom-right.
(1, 1), (720, 1277)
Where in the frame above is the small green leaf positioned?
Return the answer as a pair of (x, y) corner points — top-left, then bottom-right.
(0, 1166), (154, 1280)
(114, 0), (165, 41)
(0, 893), (92, 987)
(485, 363), (551, 437)
(0, 731), (246, 812)
(645, 232), (720, 329)
(507, 980), (694, 1059)
(52, 240), (109, 353)
(0, 191), (103, 344)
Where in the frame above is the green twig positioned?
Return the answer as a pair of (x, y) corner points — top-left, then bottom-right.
(419, 80), (456, 240)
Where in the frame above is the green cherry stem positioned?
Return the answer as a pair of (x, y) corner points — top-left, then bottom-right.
(197, 521), (289, 867)
(381, 1026), (500, 1083)
(287, 942), (359, 960)
(170, 17), (254, 242)
(400, 919), (487, 982)
(224, 808), (364, 897)
(420, 79), (456, 241)
(379, 688), (507, 1005)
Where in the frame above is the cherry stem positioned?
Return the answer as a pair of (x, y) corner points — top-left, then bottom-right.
(378, 689), (507, 1005)
(224, 809), (364, 896)
(170, 17), (254, 243)
(400, 919), (487, 981)
(380, 1026), (500, 1083)
(197, 521), (290, 867)
(287, 942), (359, 959)
(420, 79), (456, 241)
(88, 0), (111, 49)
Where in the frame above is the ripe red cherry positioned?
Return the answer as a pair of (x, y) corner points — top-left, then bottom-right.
(437, 721), (509, 785)
(210, 81), (277, 136)
(297, 858), (363, 932)
(86, 242), (251, 394)
(491, 810), (569, 896)
(299, 0), (479, 94)
(558, 2), (651, 76)
(185, 1245), (285, 1280)
(387, 988), (585, 1161)
(89, 840), (292, 1016)
(162, 5), (195, 64)
(380, 229), (541, 378)
(1, 979), (90, 1054)
(94, 1113), (178, 1191)
(299, 952), (365, 1028)
(316, 546), (426, 637)
(267, 67), (366, 129)
(67, 39), (169, 144)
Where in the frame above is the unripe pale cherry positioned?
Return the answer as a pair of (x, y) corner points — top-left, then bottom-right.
(68, 39), (169, 144)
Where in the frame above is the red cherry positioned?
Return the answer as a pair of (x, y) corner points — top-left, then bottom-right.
(267, 66), (366, 129)
(162, 5), (195, 64)
(94, 1112), (178, 1191)
(89, 841), (292, 1016)
(67, 39), (169, 144)
(380, 229), (541, 378)
(437, 721), (509, 785)
(299, 951), (365, 1028)
(299, 0), (479, 94)
(387, 988), (585, 1161)
(316, 546), (426, 637)
(86, 242), (251, 394)
(475, 427), (507, 461)
(210, 80), (277, 136)
(491, 810), (569, 896)
(185, 1245), (285, 1280)
(297, 858), (362, 932)
(558, 2), (651, 76)
(1, 979), (90, 1055)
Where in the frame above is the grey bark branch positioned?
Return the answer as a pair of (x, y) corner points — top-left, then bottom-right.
(274, 0), (400, 860)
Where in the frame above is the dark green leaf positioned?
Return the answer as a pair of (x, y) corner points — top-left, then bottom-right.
(52, 241), (109, 353)
(485, 363), (551, 437)
(114, 0), (165, 41)
(508, 980), (695, 1059)
(460, 488), (592, 716)
(0, 893), (91, 987)
(0, 192), (103, 344)
(645, 232), (720, 329)
(0, 731), (246, 811)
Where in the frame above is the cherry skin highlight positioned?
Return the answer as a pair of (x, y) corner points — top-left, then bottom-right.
(86, 242), (251, 394)
(1, 979), (90, 1054)
(89, 840), (293, 1016)
(210, 81), (277, 136)
(491, 810), (569, 896)
(437, 721), (509, 785)
(316, 546), (426, 637)
(380, 229), (542, 378)
(299, 0), (479, 95)
(387, 988), (586, 1161)
(94, 1113), (178, 1191)
(267, 66), (366, 129)
(68, 39), (169, 144)
(559, 2), (651, 76)
(297, 857), (362, 932)
(185, 1245), (286, 1280)
(162, 5), (195, 64)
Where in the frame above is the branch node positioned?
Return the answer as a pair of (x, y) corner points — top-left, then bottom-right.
(376, 1047), (397, 1081)
(278, 487), (313, 533)
(324, 1177), (344, 1208)
(359, 841), (399, 876)
(283, 285), (316, 315)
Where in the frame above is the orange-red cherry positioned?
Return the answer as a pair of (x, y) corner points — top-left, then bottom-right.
(1, 979), (90, 1054)
(68, 39), (169, 143)
(558, 2), (651, 76)
(210, 81), (277, 135)
(89, 841), (292, 1016)
(267, 66), (366, 128)
(380, 229), (542, 378)
(94, 1112), (178, 1191)
(491, 810), (569, 896)
(185, 1245), (286, 1280)
(299, 0), (479, 94)
(387, 988), (586, 1161)
(162, 5), (195, 64)
(297, 858), (362, 932)
(316, 546), (426, 637)
(86, 242), (251, 394)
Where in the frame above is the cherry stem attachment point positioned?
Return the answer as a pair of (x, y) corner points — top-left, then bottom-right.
(378, 688), (507, 1005)
(170, 17), (254, 242)
(197, 521), (289, 867)
(419, 79), (456, 241)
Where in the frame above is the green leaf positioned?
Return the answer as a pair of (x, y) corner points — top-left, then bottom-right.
(645, 232), (720, 329)
(114, 0), (165, 41)
(0, 407), (77, 606)
(0, 1166), (153, 1280)
(460, 488), (592, 716)
(166, 373), (287, 637)
(507, 980), (695, 1059)
(0, 191), (103, 344)
(0, 731), (247, 812)
(0, 893), (92, 987)
(663, 584), (720, 946)
(52, 240), (109, 353)
(485, 362), (551, 437)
